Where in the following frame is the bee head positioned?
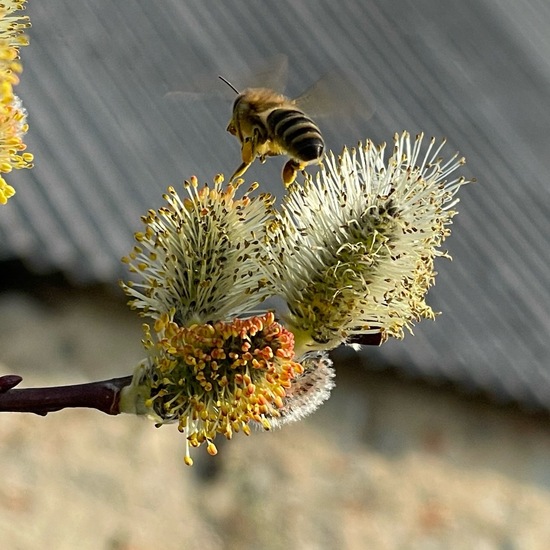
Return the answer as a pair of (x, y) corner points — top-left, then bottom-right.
(226, 120), (237, 135)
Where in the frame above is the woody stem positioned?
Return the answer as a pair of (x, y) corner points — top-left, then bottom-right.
(0, 374), (132, 416)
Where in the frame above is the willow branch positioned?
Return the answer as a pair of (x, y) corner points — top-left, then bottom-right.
(0, 374), (133, 416)
(349, 333), (383, 346)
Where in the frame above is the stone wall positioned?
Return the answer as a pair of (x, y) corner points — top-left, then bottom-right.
(1, 284), (549, 549)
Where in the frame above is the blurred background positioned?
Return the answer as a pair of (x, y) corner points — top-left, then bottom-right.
(1, 0), (550, 548)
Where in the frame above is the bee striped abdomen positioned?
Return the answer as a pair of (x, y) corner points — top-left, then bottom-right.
(267, 108), (324, 162)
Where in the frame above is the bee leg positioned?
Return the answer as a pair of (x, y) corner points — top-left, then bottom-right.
(230, 161), (251, 182)
(230, 128), (265, 182)
(229, 138), (256, 181)
(241, 137), (256, 164)
(282, 159), (307, 187)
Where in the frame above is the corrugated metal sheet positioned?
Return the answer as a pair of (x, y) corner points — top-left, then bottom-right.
(2, 0), (550, 408)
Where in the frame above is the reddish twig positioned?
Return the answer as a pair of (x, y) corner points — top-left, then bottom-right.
(0, 374), (133, 416)
(349, 333), (383, 346)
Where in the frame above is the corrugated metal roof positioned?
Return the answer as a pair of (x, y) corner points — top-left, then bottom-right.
(2, 0), (550, 409)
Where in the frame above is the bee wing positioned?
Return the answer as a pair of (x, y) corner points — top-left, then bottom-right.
(164, 73), (232, 103)
(244, 53), (289, 91)
(294, 68), (375, 121)
(164, 54), (289, 103)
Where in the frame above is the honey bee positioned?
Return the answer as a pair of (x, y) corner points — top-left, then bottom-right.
(220, 76), (325, 187)
(166, 55), (373, 184)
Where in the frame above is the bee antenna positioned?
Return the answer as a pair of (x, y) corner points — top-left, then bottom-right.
(218, 75), (240, 94)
